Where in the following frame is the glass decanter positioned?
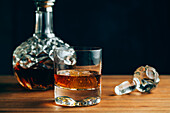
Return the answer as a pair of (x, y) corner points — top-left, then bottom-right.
(13, 0), (69, 90)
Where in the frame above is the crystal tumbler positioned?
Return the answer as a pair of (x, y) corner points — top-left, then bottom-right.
(54, 47), (102, 106)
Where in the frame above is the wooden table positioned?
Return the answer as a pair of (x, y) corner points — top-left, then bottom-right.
(0, 75), (169, 113)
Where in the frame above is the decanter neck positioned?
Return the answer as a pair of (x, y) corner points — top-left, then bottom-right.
(34, 1), (55, 38)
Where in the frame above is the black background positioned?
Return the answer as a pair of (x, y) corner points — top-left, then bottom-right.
(1, 0), (170, 75)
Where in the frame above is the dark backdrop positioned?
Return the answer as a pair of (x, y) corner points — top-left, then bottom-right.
(1, 0), (170, 75)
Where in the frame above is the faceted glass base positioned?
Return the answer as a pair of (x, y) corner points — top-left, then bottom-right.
(54, 85), (101, 107)
(55, 96), (101, 107)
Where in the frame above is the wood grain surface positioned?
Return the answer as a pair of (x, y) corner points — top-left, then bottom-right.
(0, 75), (169, 113)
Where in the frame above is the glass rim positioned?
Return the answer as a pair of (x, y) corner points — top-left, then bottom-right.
(70, 46), (102, 51)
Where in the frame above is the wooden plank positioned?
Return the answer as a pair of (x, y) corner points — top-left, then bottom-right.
(0, 75), (170, 113)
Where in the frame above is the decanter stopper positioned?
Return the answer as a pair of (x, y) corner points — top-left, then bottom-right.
(114, 65), (160, 95)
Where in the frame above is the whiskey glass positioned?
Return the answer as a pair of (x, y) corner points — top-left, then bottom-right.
(54, 47), (102, 106)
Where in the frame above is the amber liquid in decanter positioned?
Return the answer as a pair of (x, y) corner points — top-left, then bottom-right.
(14, 62), (54, 90)
(13, 0), (68, 90)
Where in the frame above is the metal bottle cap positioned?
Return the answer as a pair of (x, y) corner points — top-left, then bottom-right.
(34, 0), (56, 11)
(34, 0), (56, 7)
